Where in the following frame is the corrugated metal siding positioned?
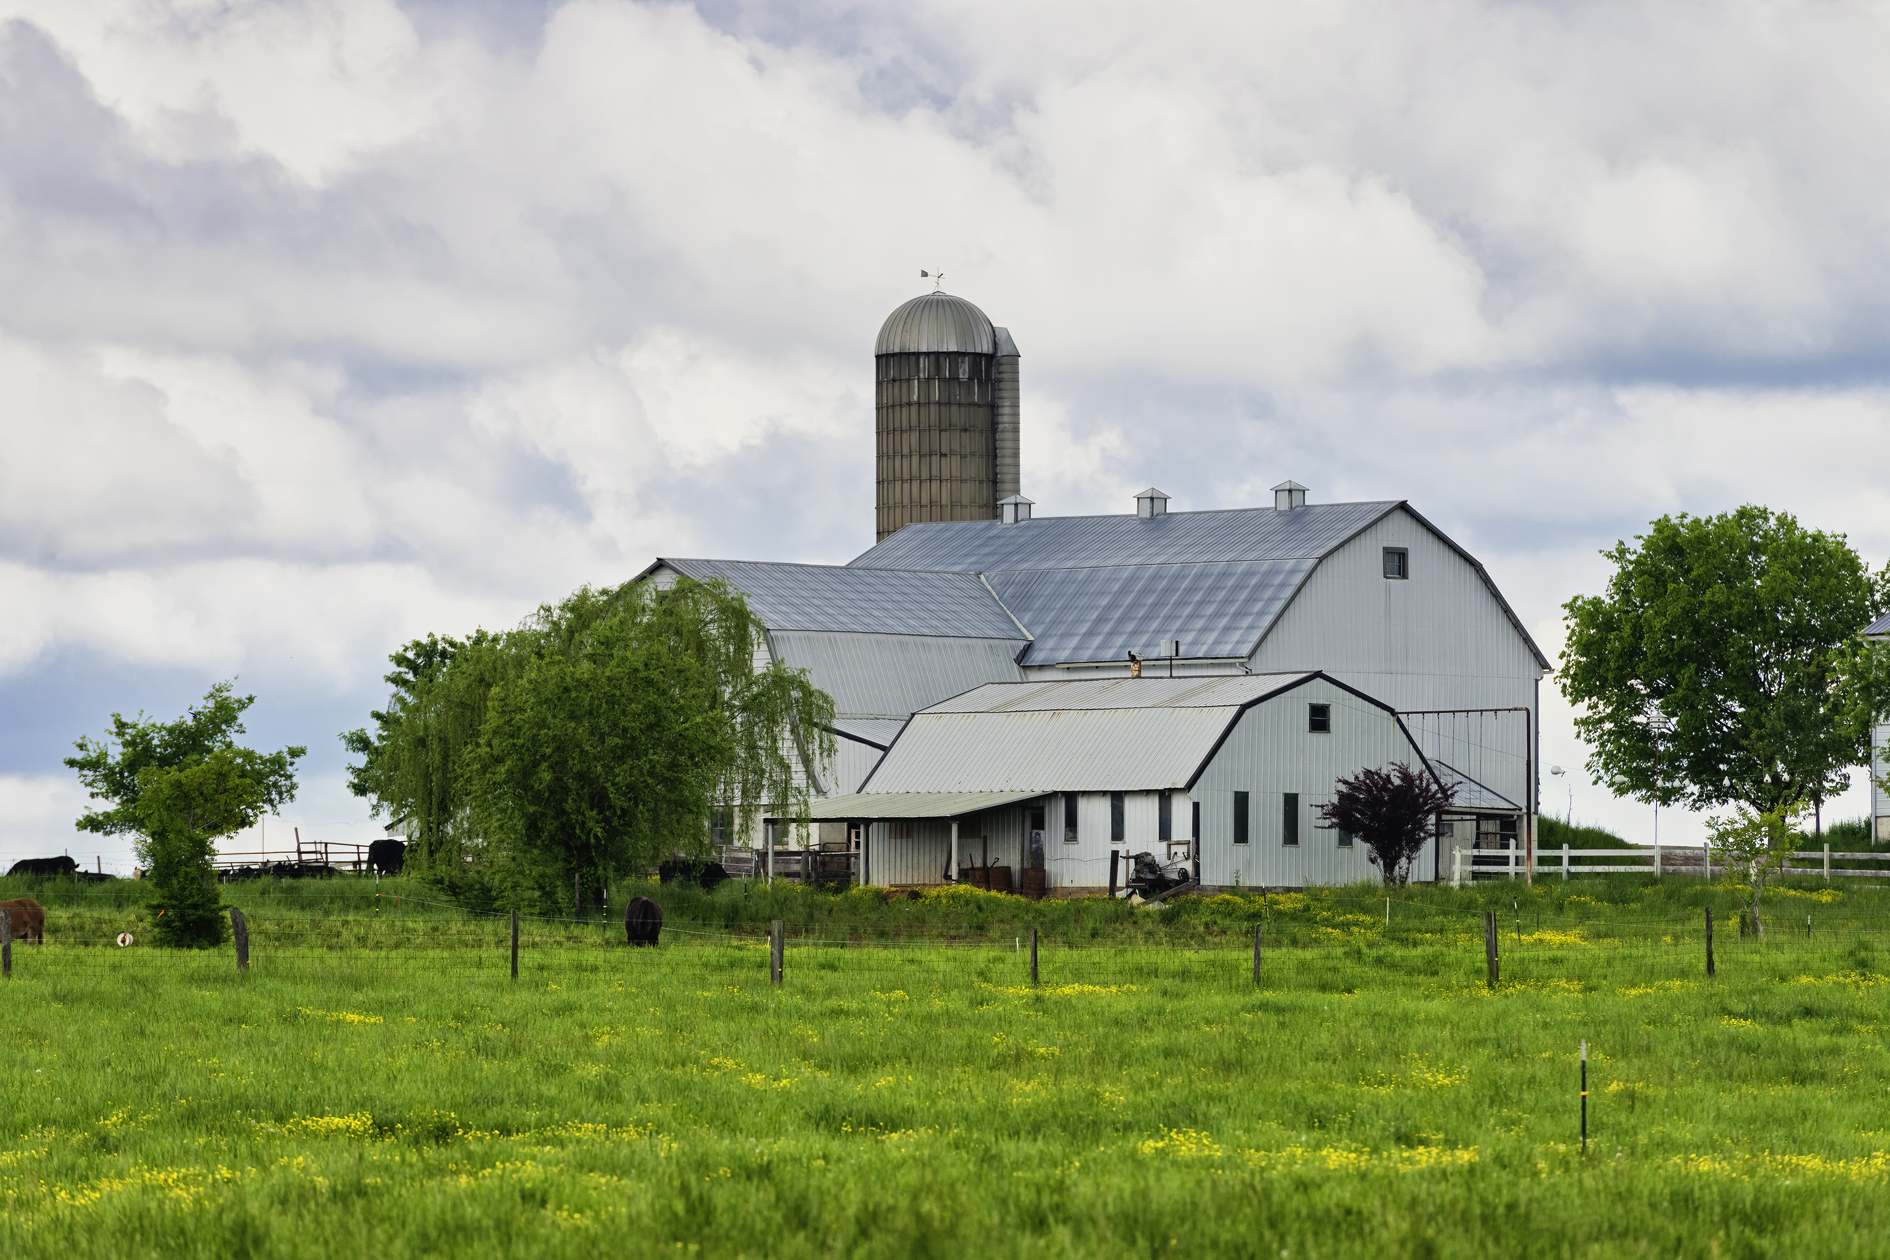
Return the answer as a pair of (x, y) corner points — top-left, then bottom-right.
(865, 821), (953, 886)
(662, 559), (1023, 639)
(850, 502), (1395, 572)
(865, 708), (1240, 793)
(770, 631), (1024, 720)
(875, 292), (997, 355)
(1194, 679), (1437, 887)
(989, 560), (1316, 664)
(1250, 511), (1544, 689)
(829, 738), (886, 795)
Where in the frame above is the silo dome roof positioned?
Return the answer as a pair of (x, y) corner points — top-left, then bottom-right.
(875, 291), (996, 355)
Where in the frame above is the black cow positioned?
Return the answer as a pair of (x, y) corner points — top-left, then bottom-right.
(368, 840), (406, 875)
(7, 856), (78, 878)
(656, 859), (731, 890)
(625, 896), (662, 946)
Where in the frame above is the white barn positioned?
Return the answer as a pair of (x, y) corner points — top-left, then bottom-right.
(640, 482), (1549, 889)
(809, 673), (1484, 890)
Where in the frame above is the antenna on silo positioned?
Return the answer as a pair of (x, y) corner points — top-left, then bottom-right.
(921, 269), (944, 291)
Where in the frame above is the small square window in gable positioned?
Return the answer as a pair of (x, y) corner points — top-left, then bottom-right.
(1383, 547), (1409, 580)
(1308, 703), (1331, 733)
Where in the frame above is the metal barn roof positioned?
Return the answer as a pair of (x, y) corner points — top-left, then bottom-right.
(860, 674), (1327, 794)
(849, 501), (1397, 572)
(1869, 612), (1890, 637)
(989, 559), (1317, 664)
(808, 790), (1046, 820)
(924, 674), (1319, 713)
(771, 631), (1024, 720)
(874, 292), (997, 356)
(651, 559), (1025, 640)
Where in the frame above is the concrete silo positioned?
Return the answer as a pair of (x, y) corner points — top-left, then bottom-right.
(874, 290), (1020, 542)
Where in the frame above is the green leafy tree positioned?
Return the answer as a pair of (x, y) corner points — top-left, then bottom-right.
(344, 578), (835, 910)
(1559, 507), (1889, 822)
(66, 683), (304, 947)
(1317, 763), (1457, 887)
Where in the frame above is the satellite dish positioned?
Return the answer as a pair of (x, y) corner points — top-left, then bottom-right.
(116, 932), (134, 947)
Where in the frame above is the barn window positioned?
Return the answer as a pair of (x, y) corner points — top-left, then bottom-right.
(1282, 793), (1300, 847)
(1233, 792), (1250, 845)
(1383, 547), (1409, 579)
(1308, 703), (1331, 733)
(1337, 827), (1354, 849)
(1110, 792), (1125, 842)
(1159, 793), (1173, 841)
(1064, 794), (1079, 844)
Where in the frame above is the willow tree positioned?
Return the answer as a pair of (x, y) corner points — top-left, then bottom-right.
(343, 578), (834, 909)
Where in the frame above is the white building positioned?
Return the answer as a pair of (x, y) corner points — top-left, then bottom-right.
(641, 483), (1548, 889)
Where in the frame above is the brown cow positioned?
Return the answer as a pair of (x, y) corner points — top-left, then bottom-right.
(0, 898), (45, 945)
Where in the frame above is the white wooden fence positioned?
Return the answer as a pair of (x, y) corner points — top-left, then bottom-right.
(1450, 844), (1890, 886)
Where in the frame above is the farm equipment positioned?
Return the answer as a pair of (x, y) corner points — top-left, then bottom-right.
(1119, 850), (1195, 898)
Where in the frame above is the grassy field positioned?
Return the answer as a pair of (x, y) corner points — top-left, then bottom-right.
(2, 875), (1888, 1257)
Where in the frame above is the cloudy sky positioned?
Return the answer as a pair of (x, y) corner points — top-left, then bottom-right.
(5, 0), (1889, 872)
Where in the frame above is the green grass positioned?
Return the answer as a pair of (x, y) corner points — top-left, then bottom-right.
(2, 877), (1890, 1257)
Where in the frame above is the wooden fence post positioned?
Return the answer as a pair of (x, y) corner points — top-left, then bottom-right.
(770, 919), (784, 986)
(1824, 843), (1831, 883)
(1252, 922), (1262, 986)
(229, 907), (249, 973)
(1562, 844), (1570, 880)
(1704, 906), (1715, 978)
(1, 908), (10, 979)
(510, 909), (519, 980)
(1484, 910), (1499, 987)
(1029, 927), (1039, 985)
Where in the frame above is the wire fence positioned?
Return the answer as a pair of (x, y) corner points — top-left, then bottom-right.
(5, 897), (1886, 994)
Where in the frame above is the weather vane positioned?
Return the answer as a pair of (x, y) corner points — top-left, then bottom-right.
(920, 269), (944, 292)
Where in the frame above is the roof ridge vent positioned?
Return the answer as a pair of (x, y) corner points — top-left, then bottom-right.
(1272, 480), (1308, 511)
(999, 493), (1034, 524)
(1134, 487), (1170, 518)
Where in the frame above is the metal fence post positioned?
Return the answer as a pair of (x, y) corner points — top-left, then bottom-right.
(1704, 906), (1715, 978)
(229, 907), (249, 972)
(510, 909), (519, 980)
(770, 919), (784, 986)
(1484, 910), (1499, 987)
(1252, 922), (1262, 986)
(1029, 927), (1039, 985)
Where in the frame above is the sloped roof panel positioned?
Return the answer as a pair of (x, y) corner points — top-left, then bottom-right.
(809, 790), (1046, 820)
(928, 674), (1315, 714)
(850, 502), (1396, 571)
(863, 708), (1240, 793)
(988, 559), (1316, 664)
(1868, 612), (1890, 637)
(660, 559), (1025, 639)
(829, 718), (908, 749)
(768, 630), (1024, 721)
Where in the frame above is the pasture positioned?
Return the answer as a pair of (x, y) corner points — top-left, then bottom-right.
(1, 876), (1887, 1258)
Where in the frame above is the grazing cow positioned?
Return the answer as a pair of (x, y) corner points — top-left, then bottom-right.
(656, 859), (731, 890)
(6, 856), (78, 878)
(624, 896), (662, 947)
(0, 898), (46, 945)
(368, 839), (406, 875)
